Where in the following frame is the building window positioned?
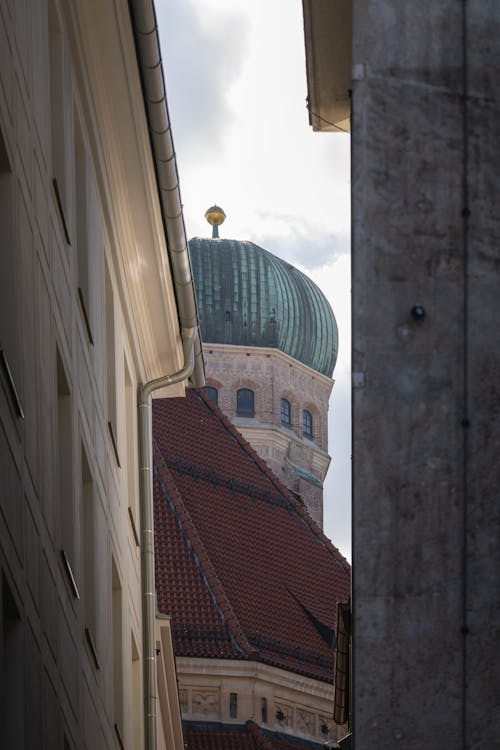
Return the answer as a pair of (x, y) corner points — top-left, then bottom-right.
(49, 1), (69, 236)
(81, 445), (97, 655)
(105, 261), (119, 465)
(125, 358), (139, 543)
(0, 132), (21, 415)
(203, 386), (218, 406)
(229, 692), (238, 719)
(57, 349), (75, 573)
(261, 697), (268, 724)
(237, 388), (254, 417)
(303, 410), (313, 440)
(280, 398), (291, 426)
(74, 109), (93, 344)
(2, 576), (24, 746)
(112, 558), (123, 738)
(131, 633), (142, 748)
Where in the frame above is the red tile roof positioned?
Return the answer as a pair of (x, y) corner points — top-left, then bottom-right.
(183, 721), (325, 749)
(153, 389), (350, 682)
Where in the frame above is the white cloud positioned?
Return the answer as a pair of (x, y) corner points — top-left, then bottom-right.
(253, 215), (349, 269)
(157, 0), (249, 162)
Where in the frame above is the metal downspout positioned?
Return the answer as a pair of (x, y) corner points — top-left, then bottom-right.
(127, 3), (205, 747)
(138, 327), (196, 750)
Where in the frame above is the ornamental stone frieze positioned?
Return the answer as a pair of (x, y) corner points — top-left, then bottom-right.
(296, 707), (316, 735)
(274, 701), (293, 728)
(191, 689), (220, 717)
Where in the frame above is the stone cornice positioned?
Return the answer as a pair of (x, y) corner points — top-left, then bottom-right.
(204, 343), (334, 389)
(175, 657), (333, 701)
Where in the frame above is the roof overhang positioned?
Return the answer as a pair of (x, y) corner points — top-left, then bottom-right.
(129, 0), (205, 387)
(73, 0), (204, 388)
(302, 0), (352, 132)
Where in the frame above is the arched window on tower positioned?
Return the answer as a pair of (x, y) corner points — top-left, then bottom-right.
(237, 388), (255, 417)
(203, 386), (218, 406)
(280, 398), (291, 426)
(303, 410), (313, 440)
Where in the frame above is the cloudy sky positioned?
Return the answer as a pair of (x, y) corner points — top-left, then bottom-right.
(157, 0), (352, 560)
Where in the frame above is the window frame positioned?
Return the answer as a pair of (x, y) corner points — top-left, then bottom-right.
(280, 397), (292, 426)
(303, 409), (314, 440)
(229, 692), (238, 719)
(236, 388), (255, 417)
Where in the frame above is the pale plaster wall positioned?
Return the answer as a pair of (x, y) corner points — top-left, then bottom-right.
(0, 1), (182, 748)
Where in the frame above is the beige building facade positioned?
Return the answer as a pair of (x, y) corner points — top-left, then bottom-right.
(0, 1), (202, 748)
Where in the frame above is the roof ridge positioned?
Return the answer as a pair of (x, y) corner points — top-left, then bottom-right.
(195, 389), (351, 575)
(153, 449), (256, 658)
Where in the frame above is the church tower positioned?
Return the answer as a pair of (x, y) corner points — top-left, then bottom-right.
(189, 208), (338, 527)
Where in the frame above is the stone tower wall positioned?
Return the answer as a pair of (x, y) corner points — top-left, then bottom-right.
(203, 344), (333, 527)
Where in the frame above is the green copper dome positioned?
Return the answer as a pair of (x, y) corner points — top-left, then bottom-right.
(189, 237), (338, 377)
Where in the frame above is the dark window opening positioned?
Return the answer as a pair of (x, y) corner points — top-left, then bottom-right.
(229, 692), (238, 719)
(2, 576), (24, 746)
(237, 388), (254, 417)
(281, 398), (291, 425)
(112, 559), (123, 734)
(203, 386), (218, 406)
(303, 410), (313, 439)
(261, 697), (268, 724)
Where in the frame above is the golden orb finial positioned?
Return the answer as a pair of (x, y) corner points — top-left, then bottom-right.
(205, 205), (226, 238)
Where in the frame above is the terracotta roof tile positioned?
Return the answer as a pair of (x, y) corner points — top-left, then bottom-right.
(183, 721), (325, 750)
(153, 389), (350, 681)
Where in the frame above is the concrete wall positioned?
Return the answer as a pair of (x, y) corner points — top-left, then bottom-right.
(204, 344), (332, 526)
(351, 1), (500, 747)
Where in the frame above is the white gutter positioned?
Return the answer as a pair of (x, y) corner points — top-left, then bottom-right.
(128, 2), (206, 748)
(129, 0), (205, 388)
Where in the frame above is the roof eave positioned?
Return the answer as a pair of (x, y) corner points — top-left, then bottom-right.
(302, 0), (352, 133)
(128, 0), (205, 387)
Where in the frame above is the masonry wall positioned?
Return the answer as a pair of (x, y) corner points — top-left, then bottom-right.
(175, 658), (340, 745)
(351, 2), (500, 747)
(204, 344), (333, 526)
(0, 2), (147, 747)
